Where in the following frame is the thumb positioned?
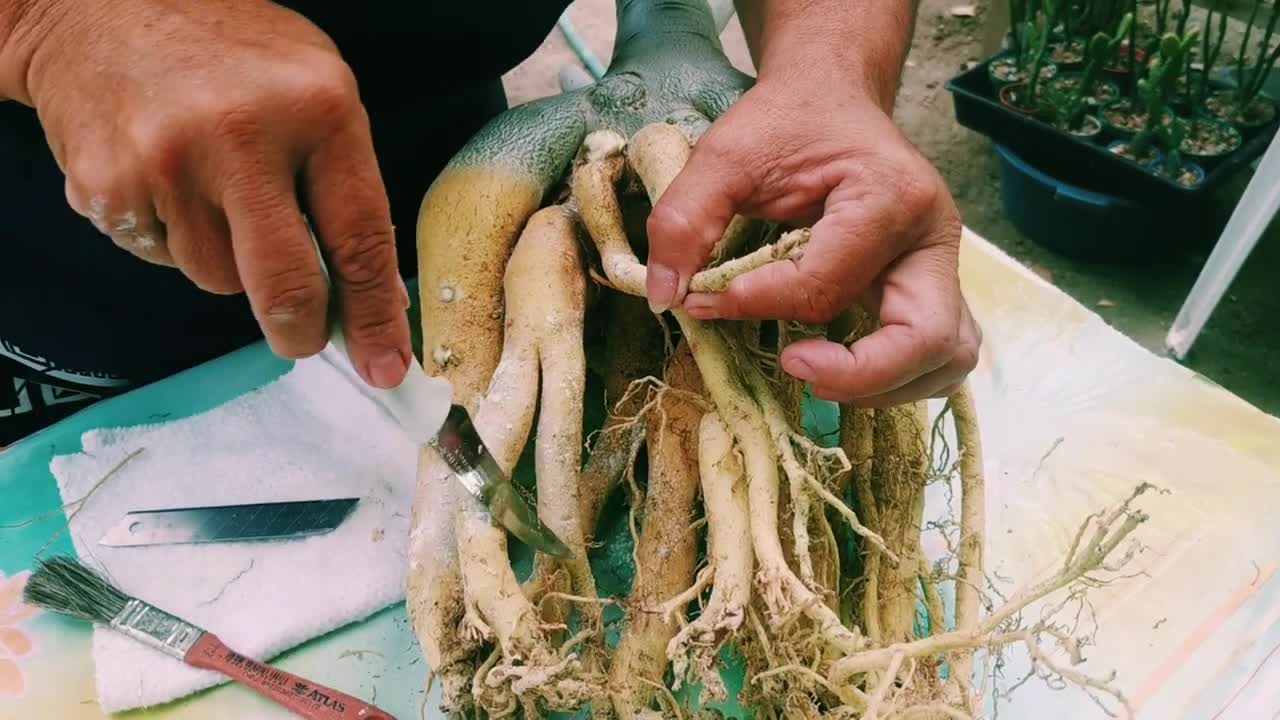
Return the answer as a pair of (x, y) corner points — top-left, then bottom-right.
(644, 139), (750, 312)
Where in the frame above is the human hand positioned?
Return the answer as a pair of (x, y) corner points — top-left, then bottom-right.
(645, 79), (981, 408)
(18, 0), (411, 388)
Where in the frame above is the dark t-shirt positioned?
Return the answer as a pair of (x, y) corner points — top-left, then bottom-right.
(0, 1), (571, 447)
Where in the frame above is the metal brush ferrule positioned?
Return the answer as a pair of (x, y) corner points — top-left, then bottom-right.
(109, 598), (204, 659)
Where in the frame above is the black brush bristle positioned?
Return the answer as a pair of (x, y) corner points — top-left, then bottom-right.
(22, 555), (130, 624)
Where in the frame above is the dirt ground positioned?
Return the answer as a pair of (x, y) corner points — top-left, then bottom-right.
(501, 0), (1280, 417)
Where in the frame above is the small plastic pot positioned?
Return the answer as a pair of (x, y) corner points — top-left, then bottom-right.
(998, 82), (1043, 116)
(1047, 37), (1086, 68)
(1205, 91), (1278, 132)
(1059, 113), (1103, 140)
(1179, 117), (1244, 161)
(1153, 161), (1206, 190)
(1048, 73), (1121, 108)
(1106, 139), (1163, 169)
(1100, 98), (1175, 138)
(987, 55), (1058, 90)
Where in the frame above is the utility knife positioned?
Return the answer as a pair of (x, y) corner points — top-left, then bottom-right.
(326, 326), (572, 559)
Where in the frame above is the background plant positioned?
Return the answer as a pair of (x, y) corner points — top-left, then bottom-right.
(1132, 31), (1200, 157)
(1231, 0), (1280, 112)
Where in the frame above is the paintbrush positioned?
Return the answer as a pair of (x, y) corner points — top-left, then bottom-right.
(22, 555), (397, 720)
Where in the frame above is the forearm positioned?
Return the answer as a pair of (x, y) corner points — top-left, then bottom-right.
(736, 0), (919, 110)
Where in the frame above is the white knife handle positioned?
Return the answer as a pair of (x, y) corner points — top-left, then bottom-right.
(329, 323), (455, 443)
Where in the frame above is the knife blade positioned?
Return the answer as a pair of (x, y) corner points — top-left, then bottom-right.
(325, 319), (573, 560)
(98, 498), (359, 548)
(306, 222), (572, 559)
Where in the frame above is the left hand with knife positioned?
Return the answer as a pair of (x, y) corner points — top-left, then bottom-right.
(646, 0), (982, 408)
(0, 0), (413, 390)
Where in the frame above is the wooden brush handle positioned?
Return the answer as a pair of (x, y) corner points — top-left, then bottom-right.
(185, 633), (396, 720)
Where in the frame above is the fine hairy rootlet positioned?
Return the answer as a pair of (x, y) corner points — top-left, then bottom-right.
(405, 2), (1154, 718)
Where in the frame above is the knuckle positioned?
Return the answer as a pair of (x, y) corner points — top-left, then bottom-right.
(210, 105), (264, 150)
(346, 313), (402, 347)
(796, 269), (844, 323)
(645, 199), (693, 243)
(260, 273), (328, 321)
(128, 118), (186, 183)
(954, 318), (983, 374)
(899, 171), (944, 221)
(293, 57), (361, 127)
(952, 339), (980, 375)
(914, 320), (960, 369)
(329, 227), (397, 290)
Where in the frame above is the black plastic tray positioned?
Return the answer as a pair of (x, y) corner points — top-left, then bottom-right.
(944, 55), (1278, 207)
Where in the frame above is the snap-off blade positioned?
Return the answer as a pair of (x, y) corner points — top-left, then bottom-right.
(427, 405), (573, 559)
(98, 498), (359, 548)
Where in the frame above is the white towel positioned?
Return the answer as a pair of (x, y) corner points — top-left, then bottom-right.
(47, 346), (419, 714)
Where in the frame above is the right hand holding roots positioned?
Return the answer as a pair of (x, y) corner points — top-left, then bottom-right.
(18, 0), (412, 388)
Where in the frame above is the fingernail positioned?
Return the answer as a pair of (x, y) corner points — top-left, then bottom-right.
(368, 349), (408, 388)
(783, 356), (815, 382)
(684, 294), (719, 320)
(647, 263), (680, 313)
(399, 277), (411, 309)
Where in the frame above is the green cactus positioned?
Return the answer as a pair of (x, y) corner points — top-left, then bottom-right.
(1063, 12), (1133, 129)
(1233, 0), (1280, 113)
(1160, 115), (1188, 177)
(1024, 0), (1062, 103)
(1131, 30), (1199, 157)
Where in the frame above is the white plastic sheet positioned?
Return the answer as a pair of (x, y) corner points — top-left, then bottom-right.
(924, 229), (1280, 718)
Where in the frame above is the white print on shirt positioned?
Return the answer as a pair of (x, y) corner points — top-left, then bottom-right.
(0, 336), (129, 389)
(0, 377), (32, 418)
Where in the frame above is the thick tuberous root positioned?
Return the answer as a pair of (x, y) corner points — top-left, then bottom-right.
(411, 9), (1157, 713)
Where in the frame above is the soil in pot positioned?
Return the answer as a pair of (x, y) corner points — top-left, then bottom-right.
(1153, 161), (1206, 189)
(1055, 113), (1103, 139)
(1048, 37), (1086, 67)
(1205, 91), (1278, 130)
(988, 55), (1058, 87)
(1107, 139), (1162, 166)
(1104, 43), (1147, 74)
(1048, 73), (1120, 106)
(1102, 98), (1174, 135)
(1180, 117), (1243, 158)
(998, 82), (1045, 115)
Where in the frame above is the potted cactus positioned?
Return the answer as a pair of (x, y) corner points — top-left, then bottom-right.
(1206, 0), (1280, 130)
(1107, 30), (1197, 161)
(1154, 118), (1207, 188)
(945, 0), (1279, 221)
(1046, 13), (1131, 111)
(990, 0), (1061, 90)
(999, 2), (1059, 114)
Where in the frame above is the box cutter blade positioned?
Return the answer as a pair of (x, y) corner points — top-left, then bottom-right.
(98, 498), (360, 547)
